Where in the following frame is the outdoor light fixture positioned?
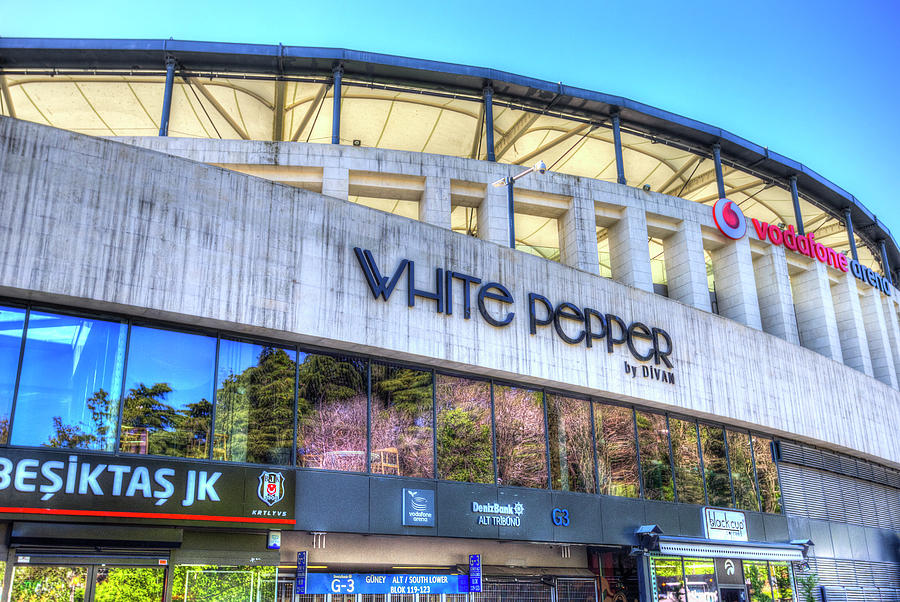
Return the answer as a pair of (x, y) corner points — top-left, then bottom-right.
(634, 524), (662, 553)
(491, 161), (548, 249)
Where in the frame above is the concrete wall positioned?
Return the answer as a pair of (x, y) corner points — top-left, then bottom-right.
(1, 117), (899, 467)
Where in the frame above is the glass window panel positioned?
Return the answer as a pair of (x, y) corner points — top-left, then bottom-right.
(172, 565), (276, 601)
(371, 362), (434, 478)
(636, 411), (674, 501)
(296, 352), (368, 472)
(769, 562), (794, 602)
(120, 326), (216, 458)
(599, 550), (640, 602)
(700, 424), (732, 507)
(670, 417), (705, 505)
(744, 561), (773, 602)
(213, 339), (297, 465)
(752, 435), (782, 514)
(12, 310), (126, 451)
(547, 394), (595, 493)
(727, 430), (759, 511)
(594, 402), (639, 498)
(650, 556), (685, 602)
(10, 565), (88, 601)
(682, 558), (717, 602)
(94, 567), (165, 601)
(0, 306), (25, 443)
(494, 385), (548, 488)
(435, 374), (493, 483)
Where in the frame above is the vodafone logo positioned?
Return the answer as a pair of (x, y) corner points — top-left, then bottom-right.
(713, 198), (746, 239)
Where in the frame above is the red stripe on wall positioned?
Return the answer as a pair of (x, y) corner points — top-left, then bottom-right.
(0, 506), (294, 524)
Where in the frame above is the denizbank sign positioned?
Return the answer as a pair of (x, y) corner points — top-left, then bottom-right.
(354, 248), (676, 385)
(0, 449), (295, 526)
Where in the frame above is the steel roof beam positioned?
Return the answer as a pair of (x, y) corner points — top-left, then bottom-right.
(290, 84), (329, 142)
(0, 74), (15, 118)
(185, 77), (250, 140)
(494, 112), (540, 161)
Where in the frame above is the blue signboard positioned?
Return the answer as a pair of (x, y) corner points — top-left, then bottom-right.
(402, 488), (435, 527)
(305, 573), (464, 595)
(469, 554), (482, 592)
(295, 551), (308, 595)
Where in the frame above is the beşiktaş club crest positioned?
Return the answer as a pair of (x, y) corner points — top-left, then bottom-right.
(257, 471), (286, 506)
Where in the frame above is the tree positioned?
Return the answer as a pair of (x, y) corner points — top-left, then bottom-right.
(48, 389), (116, 450)
(436, 406), (493, 483)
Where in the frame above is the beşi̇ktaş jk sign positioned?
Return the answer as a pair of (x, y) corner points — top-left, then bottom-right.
(354, 247), (675, 385)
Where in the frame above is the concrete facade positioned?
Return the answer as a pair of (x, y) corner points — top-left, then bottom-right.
(1, 117), (899, 468)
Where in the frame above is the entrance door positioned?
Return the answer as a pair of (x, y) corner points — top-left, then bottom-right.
(719, 586), (747, 602)
(7, 560), (166, 601)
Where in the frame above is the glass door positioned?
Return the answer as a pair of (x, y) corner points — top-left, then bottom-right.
(7, 562), (166, 602)
(9, 565), (89, 601)
(719, 587), (747, 602)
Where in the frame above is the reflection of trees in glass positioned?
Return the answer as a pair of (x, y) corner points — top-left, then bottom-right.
(296, 353), (368, 472)
(700, 424), (732, 507)
(547, 394), (594, 493)
(49, 389), (116, 449)
(12, 311), (126, 451)
(10, 565), (87, 602)
(669, 417), (705, 505)
(436, 375), (493, 483)
(636, 411), (674, 501)
(683, 557), (716, 600)
(495, 385), (547, 488)
(753, 435), (782, 514)
(119, 326), (215, 459)
(594, 403), (639, 497)
(172, 565), (276, 602)
(651, 557), (685, 600)
(727, 430), (759, 511)
(770, 562), (794, 602)
(745, 561), (773, 602)
(94, 567), (164, 601)
(214, 346), (296, 465)
(120, 383), (212, 458)
(371, 363), (433, 478)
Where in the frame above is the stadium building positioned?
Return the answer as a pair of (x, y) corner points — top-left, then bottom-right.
(0, 38), (898, 602)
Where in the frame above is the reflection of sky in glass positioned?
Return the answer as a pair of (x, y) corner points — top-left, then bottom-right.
(0, 307), (25, 439)
(218, 339), (296, 383)
(125, 326), (216, 408)
(11, 311), (126, 449)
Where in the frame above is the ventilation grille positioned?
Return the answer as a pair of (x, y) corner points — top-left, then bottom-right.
(777, 441), (900, 489)
(780, 463), (900, 530)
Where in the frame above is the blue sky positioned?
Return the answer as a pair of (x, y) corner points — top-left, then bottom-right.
(4, 0), (899, 239)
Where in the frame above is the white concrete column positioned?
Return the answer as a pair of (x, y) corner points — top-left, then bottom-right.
(663, 220), (711, 311)
(477, 183), (510, 246)
(558, 190), (600, 274)
(419, 176), (451, 228)
(791, 262), (844, 361)
(754, 244), (800, 344)
(830, 271), (873, 375)
(861, 288), (898, 387)
(710, 237), (762, 329)
(322, 166), (349, 201)
(608, 205), (653, 292)
(880, 295), (900, 384)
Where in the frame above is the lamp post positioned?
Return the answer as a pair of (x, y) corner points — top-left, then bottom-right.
(491, 161), (547, 249)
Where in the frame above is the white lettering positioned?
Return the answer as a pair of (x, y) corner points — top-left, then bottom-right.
(182, 470), (196, 506)
(107, 465), (131, 495)
(126, 466), (152, 497)
(78, 463), (107, 495)
(153, 468), (175, 506)
(197, 471), (220, 501)
(39, 460), (64, 500)
(0, 457), (12, 489)
(14, 459), (38, 492)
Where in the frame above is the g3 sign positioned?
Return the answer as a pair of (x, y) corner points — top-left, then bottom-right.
(551, 508), (570, 526)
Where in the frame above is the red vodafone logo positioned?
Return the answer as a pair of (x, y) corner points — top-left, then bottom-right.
(713, 198), (746, 239)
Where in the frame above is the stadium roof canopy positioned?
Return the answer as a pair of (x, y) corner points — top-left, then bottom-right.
(1, 38), (895, 274)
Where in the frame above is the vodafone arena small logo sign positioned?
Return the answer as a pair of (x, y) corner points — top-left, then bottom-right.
(713, 198), (746, 239)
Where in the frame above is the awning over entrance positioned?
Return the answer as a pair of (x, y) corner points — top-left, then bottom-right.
(657, 536), (804, 562)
